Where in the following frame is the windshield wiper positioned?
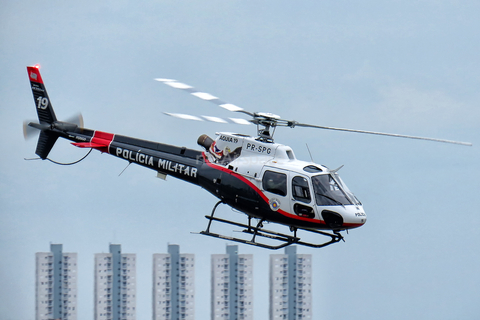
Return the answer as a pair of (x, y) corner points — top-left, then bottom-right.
(315, 193), (345, 207)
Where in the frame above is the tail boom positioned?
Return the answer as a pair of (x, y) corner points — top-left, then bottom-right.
(25, 66), (203, 186)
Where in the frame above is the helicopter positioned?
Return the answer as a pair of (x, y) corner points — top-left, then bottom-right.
(24, 65), (472, 249)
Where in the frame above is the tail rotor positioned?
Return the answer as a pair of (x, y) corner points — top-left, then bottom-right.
(25, 65), (85, 159)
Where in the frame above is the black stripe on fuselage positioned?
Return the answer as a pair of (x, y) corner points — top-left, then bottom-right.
(107, 135), (203, 185)
(113, 135), (202, 160)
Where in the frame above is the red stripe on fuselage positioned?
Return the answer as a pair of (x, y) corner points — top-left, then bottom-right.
(91, 131), (114, 153)
(202, 153), (327, 227)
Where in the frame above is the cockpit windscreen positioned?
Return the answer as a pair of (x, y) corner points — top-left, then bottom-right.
(312, 174), (353, 206)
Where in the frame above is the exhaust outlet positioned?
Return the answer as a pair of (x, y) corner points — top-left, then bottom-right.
(197, 134), (214, 150)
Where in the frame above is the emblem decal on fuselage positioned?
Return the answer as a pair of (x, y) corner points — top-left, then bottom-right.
(269, 198), (281, 211)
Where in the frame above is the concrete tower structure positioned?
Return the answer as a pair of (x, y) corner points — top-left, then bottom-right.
(152, 244), (195, 320)
(35, 244), (77, 320)
(211, 245), (253, 320)
(269, 246), (312, 320)
(94, 244), (136, 320)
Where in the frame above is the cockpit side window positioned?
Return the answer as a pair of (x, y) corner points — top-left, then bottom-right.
(262, 170), (287, 196)
(292, 176), (311, 203)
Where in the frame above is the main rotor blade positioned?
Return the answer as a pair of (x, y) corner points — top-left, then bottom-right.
(155, 78), (255, 117)
(164, 112), (252, 125)
(155, 77), (471, 146)
(294, 122), (472, 146)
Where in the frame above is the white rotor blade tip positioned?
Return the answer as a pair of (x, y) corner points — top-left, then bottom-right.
(155, 78), (176, 82)
(191, 92), (218, 100)
(202, 116), (228, 123)
(230, 118), (251, 125)
(164, 113), (203, 121)
(166, 81), (193, 89)
(220, 103), (243, 112)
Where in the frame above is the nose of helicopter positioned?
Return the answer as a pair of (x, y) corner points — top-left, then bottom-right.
(357, 214), (367, 226)
(321, 207), (366, 229)
(346, 207), (367, 229)
(353, 208), (367, 227)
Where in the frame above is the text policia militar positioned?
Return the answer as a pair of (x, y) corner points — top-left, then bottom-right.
(115, 147), (198, 177)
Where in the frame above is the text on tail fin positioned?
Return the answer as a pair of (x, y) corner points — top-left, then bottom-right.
(27, 66), (57, 124)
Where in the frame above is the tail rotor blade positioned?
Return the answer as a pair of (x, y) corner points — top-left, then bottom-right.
(65, 113), (84, 128)
(24, 113), (83, 141)
(23, 120), (39, 140)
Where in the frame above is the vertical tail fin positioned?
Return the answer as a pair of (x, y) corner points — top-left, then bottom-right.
(27, 65), (57, 124)
(27, 66), (59, 159)
(35, 131), (59, 160)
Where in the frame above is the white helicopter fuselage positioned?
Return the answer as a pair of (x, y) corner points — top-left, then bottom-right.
(202, 132), (367, 231)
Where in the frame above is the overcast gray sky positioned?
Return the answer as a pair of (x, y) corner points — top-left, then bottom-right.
(1, 1), (479, 319)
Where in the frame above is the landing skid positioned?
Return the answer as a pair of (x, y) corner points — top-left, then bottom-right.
(195, 201), (344, 250)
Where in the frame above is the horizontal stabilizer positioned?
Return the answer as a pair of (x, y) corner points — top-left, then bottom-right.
(71, 142), (109, 148)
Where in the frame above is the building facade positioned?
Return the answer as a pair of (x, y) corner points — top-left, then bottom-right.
(36, 244), (77, 320)
(152, 244), (195, 320)
(211, 245), (253, 320)
(269, 246), (312, 320)
(94, 244), (136, 320)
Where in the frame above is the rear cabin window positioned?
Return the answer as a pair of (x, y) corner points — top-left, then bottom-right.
(263, 171), (287, 196)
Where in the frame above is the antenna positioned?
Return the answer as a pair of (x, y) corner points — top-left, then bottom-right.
(306, 143), (314, 162)
(118, 162), (132, 176)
